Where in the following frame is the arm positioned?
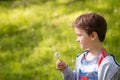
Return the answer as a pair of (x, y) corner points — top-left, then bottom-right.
(61, 66), (76, 80)
(56, 53), (84, 80)
(56, 60), (77, 80)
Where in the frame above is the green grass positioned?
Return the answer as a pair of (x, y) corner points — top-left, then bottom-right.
(0, 0), (120, 80)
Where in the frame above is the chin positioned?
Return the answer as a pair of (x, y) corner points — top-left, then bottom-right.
(80, 46), (88, 50)
(80, 46), (85, 50)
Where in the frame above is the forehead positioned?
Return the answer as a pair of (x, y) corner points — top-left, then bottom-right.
(74, 28), (86, 34)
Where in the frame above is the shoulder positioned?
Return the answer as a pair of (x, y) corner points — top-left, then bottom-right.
(98, 54), (120, 79)
(102, 54), (119, 66)
(76, 50), (88, 58)
(75, 50), (88, 68)
(109, 54), (120, 66)
(99, 54), (119, 71)
(98, 55), (120, 80)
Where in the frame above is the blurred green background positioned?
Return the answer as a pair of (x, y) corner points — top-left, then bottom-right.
(0, 0), (120, 80)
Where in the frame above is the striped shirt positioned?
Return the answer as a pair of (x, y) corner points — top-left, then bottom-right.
(79, 48), (108, 80)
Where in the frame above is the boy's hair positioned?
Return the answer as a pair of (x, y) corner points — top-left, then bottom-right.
(73, 12), (107, 42)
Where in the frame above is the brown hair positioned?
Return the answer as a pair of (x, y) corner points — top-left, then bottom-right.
(73, 12), (107, 42)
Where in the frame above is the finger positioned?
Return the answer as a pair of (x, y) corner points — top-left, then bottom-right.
(56, 65), (66, 70)
(56, 63), (67, 69)
(56, 59), (64, 65)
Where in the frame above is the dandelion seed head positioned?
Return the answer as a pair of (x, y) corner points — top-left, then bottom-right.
(54, 52), (60, 57)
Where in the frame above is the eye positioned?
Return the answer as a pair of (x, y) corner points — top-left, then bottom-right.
(78, 34), (82, 37)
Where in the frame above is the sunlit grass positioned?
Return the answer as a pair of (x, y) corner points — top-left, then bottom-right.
(0, 0), (120, 80)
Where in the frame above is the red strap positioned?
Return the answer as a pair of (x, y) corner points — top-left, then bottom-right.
(98, 48), (107, 67)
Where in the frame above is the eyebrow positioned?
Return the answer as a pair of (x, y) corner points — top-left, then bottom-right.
(76, 33), (82, 36)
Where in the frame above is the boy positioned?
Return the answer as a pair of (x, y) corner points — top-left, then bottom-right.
(56, 12), (119, 80)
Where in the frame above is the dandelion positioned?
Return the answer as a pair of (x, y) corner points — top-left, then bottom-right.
(54, 52), (60, 59)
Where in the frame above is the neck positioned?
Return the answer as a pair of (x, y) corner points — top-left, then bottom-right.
(88, 42), (103, 56)
(86, 43), (103, 60)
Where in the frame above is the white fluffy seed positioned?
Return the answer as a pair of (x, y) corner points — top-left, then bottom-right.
(54, 52), (60, 58)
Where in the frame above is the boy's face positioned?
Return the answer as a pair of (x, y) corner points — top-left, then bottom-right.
(75, 27), (93, 50)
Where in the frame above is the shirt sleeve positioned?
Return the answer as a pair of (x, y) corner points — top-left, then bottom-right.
(61, 66), (77, 80)
(98, 55), (119, 80)
(60, 53), (84, 80)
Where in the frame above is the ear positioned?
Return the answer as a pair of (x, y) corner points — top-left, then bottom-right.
(90, 31), (98, 40)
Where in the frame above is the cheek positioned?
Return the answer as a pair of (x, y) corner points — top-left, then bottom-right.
(81, 37), (90, 43)
(77, 36), (91, 43)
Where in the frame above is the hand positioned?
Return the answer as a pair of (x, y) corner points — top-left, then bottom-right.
(56, 59), (67, 70)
